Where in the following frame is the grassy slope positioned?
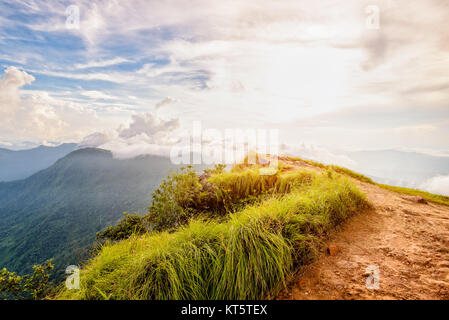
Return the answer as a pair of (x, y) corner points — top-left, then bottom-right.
(287, 156), (449, 206)
(55, 156), (447, 300)
(56, 168), (370, 300)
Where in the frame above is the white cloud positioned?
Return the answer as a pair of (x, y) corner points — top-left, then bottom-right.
(83, 112), (183, 158)
(0, 140), (13, 147)
(74, 58), (130, 70)
(119, 113), (180, 143)
(28, 69), (135, 83)
(420, 175), (449, 196)
(0, 66), (64, 139)
(392, 124), (439, 135)
(99, 135), (175, 159)
(80, 131), (117, 148)
(155, 97), (178, 109)
(0, 66), (34, 117)
(81, 90), (118, 100)
(0, 66), (113, 142)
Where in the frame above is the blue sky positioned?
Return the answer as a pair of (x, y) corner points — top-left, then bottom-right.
(0, 0), (449, 154)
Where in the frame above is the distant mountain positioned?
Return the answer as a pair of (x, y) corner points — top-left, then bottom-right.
(0, 148), (192, 280)
(345, 149), (449, 188)
(0, 148), (13, 156)
(0, 143), (78, 182)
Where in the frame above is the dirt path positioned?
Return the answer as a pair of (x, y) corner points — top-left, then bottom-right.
(278, 181), (449, 300)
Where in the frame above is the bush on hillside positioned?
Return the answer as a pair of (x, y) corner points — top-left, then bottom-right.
(147, 165), (207, 232)
(0, 259), (54, 300)
(96, 212), (150, 242)
(97, 166), (211, 240)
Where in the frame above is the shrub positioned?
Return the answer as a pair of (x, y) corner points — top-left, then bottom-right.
(1, 259), (54, 300)
(147, 166), (206, 232)
(96, 212), (150, 242)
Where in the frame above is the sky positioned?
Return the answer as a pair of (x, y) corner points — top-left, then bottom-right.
(1, 0), (449, 155)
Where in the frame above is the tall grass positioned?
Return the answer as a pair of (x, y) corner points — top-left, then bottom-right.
(56, 173), (370, 300)
(206, 168), (314, 212)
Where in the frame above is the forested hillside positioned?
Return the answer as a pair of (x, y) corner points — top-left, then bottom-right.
(0, 148), (184, 280)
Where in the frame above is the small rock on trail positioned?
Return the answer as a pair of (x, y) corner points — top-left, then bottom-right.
(327, 245), (339, 256)
(402, 195), (428, 204)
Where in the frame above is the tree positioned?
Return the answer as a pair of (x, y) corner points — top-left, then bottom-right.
(147, 166), (204, 232)
(96, 165), (226, 239)
(0, 259), (54, 300)
(96, 212), (149, 242)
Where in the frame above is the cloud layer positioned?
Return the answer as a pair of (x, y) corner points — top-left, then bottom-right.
(0, 0), (448, 152)
(420, 175), (449, 197)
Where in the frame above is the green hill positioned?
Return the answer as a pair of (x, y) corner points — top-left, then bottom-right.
(0, 148), (185, 280)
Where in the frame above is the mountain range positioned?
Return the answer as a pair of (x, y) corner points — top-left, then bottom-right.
(0, 143), (78, 182)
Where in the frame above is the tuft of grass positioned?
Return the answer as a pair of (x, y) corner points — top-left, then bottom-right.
(55, 173), (370, 300)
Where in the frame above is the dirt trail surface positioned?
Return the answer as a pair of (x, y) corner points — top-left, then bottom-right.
(278, 181), (449, 300)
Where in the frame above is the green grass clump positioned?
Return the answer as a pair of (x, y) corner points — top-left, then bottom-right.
(55, 173), (370, 300)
